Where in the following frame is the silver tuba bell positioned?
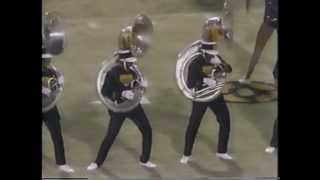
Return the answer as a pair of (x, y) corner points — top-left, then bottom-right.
(42, 12), (65, 112)
(97, 14), (153, 112)
(43, 11), (65, 56)
(176, 17), (228, 102)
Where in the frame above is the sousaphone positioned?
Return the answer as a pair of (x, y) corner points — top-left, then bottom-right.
(176, 17), (228, 102)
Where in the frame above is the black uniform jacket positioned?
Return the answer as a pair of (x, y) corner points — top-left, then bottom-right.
(101, 63), (139, 103)
(187, 53), (232, 91)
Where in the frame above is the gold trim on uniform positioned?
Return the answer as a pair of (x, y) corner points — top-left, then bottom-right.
(202, 65), (215, 76)
(119, 74), (134, 84)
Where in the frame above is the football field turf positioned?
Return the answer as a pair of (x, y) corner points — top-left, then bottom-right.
(43, 0), (277, 179)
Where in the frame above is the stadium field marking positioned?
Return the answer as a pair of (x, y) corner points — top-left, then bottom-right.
(87, 21), (98, 29)
(88, 100), (102, 105)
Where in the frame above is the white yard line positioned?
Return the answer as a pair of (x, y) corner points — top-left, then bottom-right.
(87, 21), (98, 29)
(88, 100), (102, 105)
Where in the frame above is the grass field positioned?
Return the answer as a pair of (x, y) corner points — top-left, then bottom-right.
(43, 0), (277, 179)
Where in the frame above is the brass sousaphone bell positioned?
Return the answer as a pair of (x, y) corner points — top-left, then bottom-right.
(97, 14), (153, 112)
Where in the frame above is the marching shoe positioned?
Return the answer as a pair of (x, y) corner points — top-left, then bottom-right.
(216, 153), (233, 160)
(87, 163), (98, 171)
(265, 146), (276, 154)
(140, 161), (157, 168)
(58, 165), (75, 173)
(180, 155), (191, 164)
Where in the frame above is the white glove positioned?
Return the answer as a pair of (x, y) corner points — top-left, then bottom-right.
(140, 80), (148, 88)
(58, 76), (64, 84)
(136, 47), (143, 56)
(121, 90), (135, 100)
(42, 87), (51, 96)
(203, 78), (216, 87)
(215, 71), (226, 80)
(209, 56), (221, 64)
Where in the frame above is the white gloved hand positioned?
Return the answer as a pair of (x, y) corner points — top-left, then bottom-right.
(121, 90), (135, 100)
(58, 76), (64, 84)
(42, 87), (51, 96)
(209, 56), (221, 64)
(136, 47), (143, 56)
(203, 78), (216, 87)
(140, 80), (148, 88)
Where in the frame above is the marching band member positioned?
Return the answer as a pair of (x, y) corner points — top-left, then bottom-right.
(42, 49), (74, 173)
(87, 51), (156, 170)
(180, 17), (234, 164)
(239, 0), (279, 153)
(87, 16), (156, 170)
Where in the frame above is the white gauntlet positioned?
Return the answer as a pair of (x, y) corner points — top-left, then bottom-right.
(209, 56), (221, 64)
(42, 87), (51, 96)
(140, 80), (148, 88)
(203, 78), (217, 87)
(121, 90), (135, 100)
